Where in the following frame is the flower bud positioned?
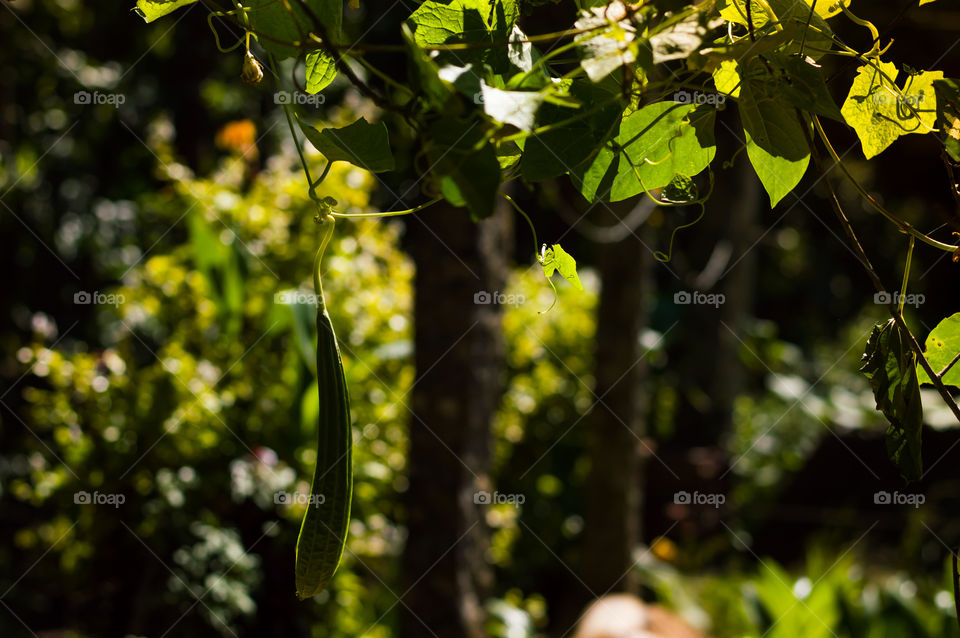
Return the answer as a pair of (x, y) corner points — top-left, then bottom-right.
(241, 50), (264, 85)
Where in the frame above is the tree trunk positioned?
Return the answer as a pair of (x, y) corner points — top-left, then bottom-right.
(400, 200), (511, 638)
(580, 201), (655, 598)
(712, 161), (760, 432)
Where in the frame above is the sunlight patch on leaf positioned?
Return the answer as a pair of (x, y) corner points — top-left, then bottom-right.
(133, 0), (197, 22)
(841, 61), (942, 159)
(479, 83), (544, 131)
(917, 313), (960, 387)
(574, 1), (637, 83)
(305, 50), (337, 94)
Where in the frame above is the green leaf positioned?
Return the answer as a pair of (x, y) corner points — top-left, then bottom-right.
(299, 117), (395, 173)
(917, 313), (960, 387)
(133, 0), (197, 22)
(520, 80), (623, 182)
(407, 0), (517, 71)
(426, 117), (500, 219)
(933, 78), (960, 162)
(305, 50), (337, 94)
(739, 61), (810, 207)
(572, 101), (717, 203)
(712, 59), (741, 98)
(860, 319), (924, 482)
(768, 52), (843, 122)
(401, 23), (460, 110)
(661, 173), (698, 203)
(496, 142), (522, 170)
(718, 0), (834, 55)
(245, 0), (342, 60)
(811, 0), (850, 18)
(841, 61), (942, 159)
(540, 244), (583, 290)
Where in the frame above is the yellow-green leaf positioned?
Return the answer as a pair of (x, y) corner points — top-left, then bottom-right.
(133, 0), (197, 22)
(712, 59), (741, 98)
(541, 244), (583, 291)
(841, 61), (942, 159)
(917, 313), (960, 387)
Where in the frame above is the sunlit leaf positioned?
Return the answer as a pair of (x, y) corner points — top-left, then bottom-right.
(573, 101), (717, 202)
(244, 0), (342, 60)
(841, 61), (942, 159)
(540, 244), (583, 291)
(739, 58), (810, 207)
(133, 0), (197, 22)
(305, 50), (337, 94)
(917, 312), (960, 387)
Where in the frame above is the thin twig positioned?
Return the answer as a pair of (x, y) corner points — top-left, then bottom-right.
(938, 352), (960, 380)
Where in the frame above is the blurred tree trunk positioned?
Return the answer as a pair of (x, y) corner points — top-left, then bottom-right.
(712, 161), (760, 431)
(400, 200), (511, 638)
(580, 200), (655, 601)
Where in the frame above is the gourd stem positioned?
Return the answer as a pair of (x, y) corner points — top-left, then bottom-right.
(313, 217), (336, 309)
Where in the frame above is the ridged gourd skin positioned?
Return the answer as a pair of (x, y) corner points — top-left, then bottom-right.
(295, 219), (353, 600)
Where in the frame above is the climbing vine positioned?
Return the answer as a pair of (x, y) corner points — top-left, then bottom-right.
(134, 0), (960, 587)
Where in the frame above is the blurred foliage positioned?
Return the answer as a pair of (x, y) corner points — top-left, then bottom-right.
(641, 548), (960, 638)
(6, 126), (414, 635)
(6, 124), (960, 634)
(2, 116), (599, 635)
(6, 1), (960, 636)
